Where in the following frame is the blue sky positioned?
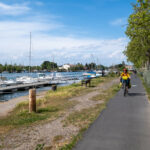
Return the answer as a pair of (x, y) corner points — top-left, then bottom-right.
(0, 0), (136, 66)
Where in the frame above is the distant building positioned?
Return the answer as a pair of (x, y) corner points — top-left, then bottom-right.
(59, 64), (71, 71)
(125, 65), (134, 71)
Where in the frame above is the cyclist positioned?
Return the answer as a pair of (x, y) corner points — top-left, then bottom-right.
(120, 68), (131, 88)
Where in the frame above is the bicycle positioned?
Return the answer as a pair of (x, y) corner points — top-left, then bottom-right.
(122, 80), (128, 96)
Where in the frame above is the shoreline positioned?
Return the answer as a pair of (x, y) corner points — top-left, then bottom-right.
(0, 80), (80, 117)
(0, 90), (47, 117)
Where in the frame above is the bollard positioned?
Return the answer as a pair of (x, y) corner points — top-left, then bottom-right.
(85, 81), (87, 87)
(52, 84), (57, 91)
(88, 79), (91, 87)
(29, 88), (36, 113)
(81, 79), (91, 87)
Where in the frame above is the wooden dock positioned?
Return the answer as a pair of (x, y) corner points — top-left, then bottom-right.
(0, 81), (54, 94)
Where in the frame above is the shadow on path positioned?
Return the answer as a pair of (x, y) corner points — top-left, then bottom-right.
(128, 92), (146, 97)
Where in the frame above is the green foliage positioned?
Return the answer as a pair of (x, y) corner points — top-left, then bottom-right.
(0, 61), (109, 73)
(108, 72), (117, 77)
(41, 61), (57, 71)
(110, 62), (125, 71)
(69, 63), (85, 71)
(124, 0), (150, 68)
(85, 63), (96, 70)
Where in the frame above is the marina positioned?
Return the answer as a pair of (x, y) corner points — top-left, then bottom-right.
(0, 70), (108, 101)
(0, 72), (84, 101)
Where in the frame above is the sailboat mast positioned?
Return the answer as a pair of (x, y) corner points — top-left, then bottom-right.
(29, 32), (31, 74)
(53, 56), (54, 71)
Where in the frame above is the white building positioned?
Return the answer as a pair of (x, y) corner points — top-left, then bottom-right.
(59, 64), (71, 70)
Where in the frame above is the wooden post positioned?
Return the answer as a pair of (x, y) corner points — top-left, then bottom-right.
(85, 81), (87, 87)
(52, 84), (57, 91)
(29, 88), (36, 113)
(88, 79), (91, 87)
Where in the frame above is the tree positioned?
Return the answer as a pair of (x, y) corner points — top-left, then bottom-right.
(41, 61), (57, 71)
(124, 0), (150, 68)
(69, 63), (85, 71)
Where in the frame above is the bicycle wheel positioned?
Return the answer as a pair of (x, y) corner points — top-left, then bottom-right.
(124, 82), (127, 97)
(124, 86), (126, 96)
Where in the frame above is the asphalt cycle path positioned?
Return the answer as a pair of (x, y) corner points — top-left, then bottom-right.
(73, 75), (150, 150)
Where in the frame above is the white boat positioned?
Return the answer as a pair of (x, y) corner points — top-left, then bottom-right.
(3, 79), (17, 86)
(50, 79), (66, 84)
(96, 70), (102, 77)
(0, 79), (5, 86)
(83, 71), (96, 78)
(104, 70), (109, 75)
(16, 76), (38, 84)
(37, 73), (53, 82)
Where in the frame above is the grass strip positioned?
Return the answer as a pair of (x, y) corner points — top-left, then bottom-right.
(139, 75), (150, 100)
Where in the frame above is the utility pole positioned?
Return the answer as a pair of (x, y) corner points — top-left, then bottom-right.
(53, 56), (54, 71)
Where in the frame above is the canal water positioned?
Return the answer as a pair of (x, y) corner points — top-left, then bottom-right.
(0, 72), (84, 102)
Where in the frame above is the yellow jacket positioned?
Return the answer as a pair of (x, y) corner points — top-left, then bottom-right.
(121, 72), (130, 80)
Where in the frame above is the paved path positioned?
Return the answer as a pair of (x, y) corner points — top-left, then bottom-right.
(74, 75), (150, 150)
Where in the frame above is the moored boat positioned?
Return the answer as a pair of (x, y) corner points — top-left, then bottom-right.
(83, 71), (96, 78)
(3, 79), (17, 86)
(16, 76), (38, 84)
(37, 73), (53, 82)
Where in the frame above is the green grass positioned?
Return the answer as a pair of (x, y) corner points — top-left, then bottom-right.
(35, 144), (45, 150)
(0, 106), (60, 126)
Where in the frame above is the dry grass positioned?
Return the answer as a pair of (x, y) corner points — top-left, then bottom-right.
(63, 103), (106, 129)
(63, 84), (120, 129)
(53, 135), (64, 143)
(91, 92), (107, 101)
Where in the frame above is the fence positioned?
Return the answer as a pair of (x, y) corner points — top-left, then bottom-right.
(143, 70), (150, 87)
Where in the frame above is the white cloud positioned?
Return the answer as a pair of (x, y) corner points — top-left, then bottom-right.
(0, 19), (127, 65)
(0, 21), (63, 37)
(110, 18), (127, 26)
(0, 2), (30, 16)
